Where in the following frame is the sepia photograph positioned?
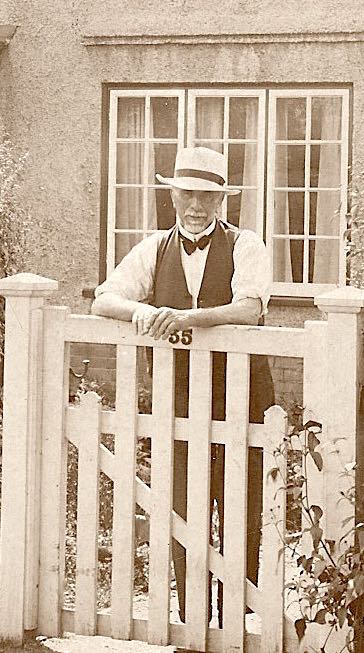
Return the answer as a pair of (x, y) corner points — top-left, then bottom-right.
(0, 2), (363, 652)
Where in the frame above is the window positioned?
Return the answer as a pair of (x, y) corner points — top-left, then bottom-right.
(267, 89), (349, 296)
(106, 87), (350, 295)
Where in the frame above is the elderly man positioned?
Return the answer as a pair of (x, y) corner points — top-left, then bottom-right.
(92, 146), (274, 626)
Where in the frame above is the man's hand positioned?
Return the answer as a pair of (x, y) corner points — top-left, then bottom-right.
(146, 307), (192, 340)
(132, 304), (159, 335)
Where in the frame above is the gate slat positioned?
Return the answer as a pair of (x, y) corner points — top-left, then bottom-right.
(111, 345), (138, 640)
(74, 392), (101, 635)
(261, 406), (287, 653)
(185, 350), (212, 652)
(148, 348), (175, 645)
(38, 307), (70, 636)
(223, 352), (250, 653)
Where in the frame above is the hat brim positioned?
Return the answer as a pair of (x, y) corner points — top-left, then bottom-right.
(156, 174), (240, 195)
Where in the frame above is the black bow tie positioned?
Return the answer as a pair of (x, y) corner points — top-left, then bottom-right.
(179, 233), (213, 255)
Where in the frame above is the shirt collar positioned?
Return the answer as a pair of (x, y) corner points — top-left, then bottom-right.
(177, 217), (216, 242)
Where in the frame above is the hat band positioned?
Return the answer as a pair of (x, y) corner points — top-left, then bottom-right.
(175, 168), (225, 186)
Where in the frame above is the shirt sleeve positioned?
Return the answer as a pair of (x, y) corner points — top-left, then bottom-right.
(231, 230), (271, 315)
(94, 232), (165, 303)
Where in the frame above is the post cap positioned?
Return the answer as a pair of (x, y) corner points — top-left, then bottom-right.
(315, 286), (364, 314)
(0, 273), (58, 297)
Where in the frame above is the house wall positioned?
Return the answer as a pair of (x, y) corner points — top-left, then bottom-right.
(1, 1), (363, 406)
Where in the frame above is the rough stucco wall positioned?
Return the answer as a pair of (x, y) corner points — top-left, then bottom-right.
(0, 1), (364, 313)
(81, 0), (364, 36)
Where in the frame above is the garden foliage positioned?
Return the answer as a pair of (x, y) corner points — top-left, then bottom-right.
(270, 405), (364, 653)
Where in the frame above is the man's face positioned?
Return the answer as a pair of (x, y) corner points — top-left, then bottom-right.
(171, 188), (224, 235)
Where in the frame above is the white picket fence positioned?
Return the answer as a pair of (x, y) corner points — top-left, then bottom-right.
(0, 273), (363, 653)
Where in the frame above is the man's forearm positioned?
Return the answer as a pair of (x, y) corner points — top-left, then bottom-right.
(91, 293), (141, 321)
(186, 298), (261, 328)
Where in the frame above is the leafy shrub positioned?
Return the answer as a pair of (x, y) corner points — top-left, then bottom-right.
(270, 405), (364, 652)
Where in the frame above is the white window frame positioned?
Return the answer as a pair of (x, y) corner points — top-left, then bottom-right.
(107, 89), (185, 275)
(187, 88), (266, 238)
(266, 88), (350, 297)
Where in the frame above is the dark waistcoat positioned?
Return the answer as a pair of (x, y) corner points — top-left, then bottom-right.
(151, 221), (274, 423)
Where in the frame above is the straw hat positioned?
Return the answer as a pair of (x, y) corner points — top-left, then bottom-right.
(156, 146), (240, 195)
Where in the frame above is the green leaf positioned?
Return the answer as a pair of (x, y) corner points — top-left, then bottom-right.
(308, 430), (321, 452)
(314, 608), (327, 624)
(311, 451), (323, 471)
(304, 420), (322, 432)
(269, 467), (279, 481)
(311, 504), (323, 524)
(294, 618), (306, 641)
(314, 559), (326, 579)
(310, 524), (323, 551)
(337, 606), (347, 628)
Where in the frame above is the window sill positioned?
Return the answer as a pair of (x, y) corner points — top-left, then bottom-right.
(269, 296), (315, 308)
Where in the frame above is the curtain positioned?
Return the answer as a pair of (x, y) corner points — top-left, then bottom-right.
(273, 105), (293, 282)
(273, 98), (341, 284)
(312, 102), (341, 284)
(116, 98), (157, 256)
(239, 99), (258, 232)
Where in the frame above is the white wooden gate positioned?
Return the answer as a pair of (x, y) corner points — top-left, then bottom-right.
(38, 306), (292, 653)
(0, 274), (362, 653)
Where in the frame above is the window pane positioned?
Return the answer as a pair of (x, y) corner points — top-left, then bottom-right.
(228, 144), (257, 186)
(310, 144), (341, 187)
(150, 97), (178, 139)
(275, 145), (305, 187)
(229, 97), (258, 139)
(311, 96), (342, 140)
(116, 143), (144, 184)
(276, 98), (306, 140)
(309, 239), (339, 283)
(148, 189), (175, 230)
(115, 188), (144, 230)
(194, 141), (223, 153)
(273, 239), (304, 283)
(115, 233), (144, 265)
(274, 191), (304, 235)
(309, 191), (340, 236)
(195, 97), (224, 139)
(227, 190), (257, 231)
(150, 143), (178, 184)
(117, 97), (145, 138)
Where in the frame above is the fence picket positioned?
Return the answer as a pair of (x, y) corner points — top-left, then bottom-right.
(74, 392), (101, 635)
(261, 406), (287, 653)
(223, 352), (250, 653)
(111, 345), (138, 640)
(38, 307), (70, 636)
(148, 348), (175, 645)
(185, 350), (212, 652)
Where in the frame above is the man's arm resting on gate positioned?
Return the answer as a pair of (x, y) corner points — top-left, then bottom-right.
(91, 292), (159, 334)
(145, 298), (261, 340)
(91, 293), (261, 338)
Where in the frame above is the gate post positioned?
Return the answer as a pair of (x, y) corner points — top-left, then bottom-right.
(315, 287), (364, 543)
(0, 273), (58, 644)
(307, 287), (364, 653)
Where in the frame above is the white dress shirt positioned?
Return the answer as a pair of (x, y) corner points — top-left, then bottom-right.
(95, 220), (271, 314)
